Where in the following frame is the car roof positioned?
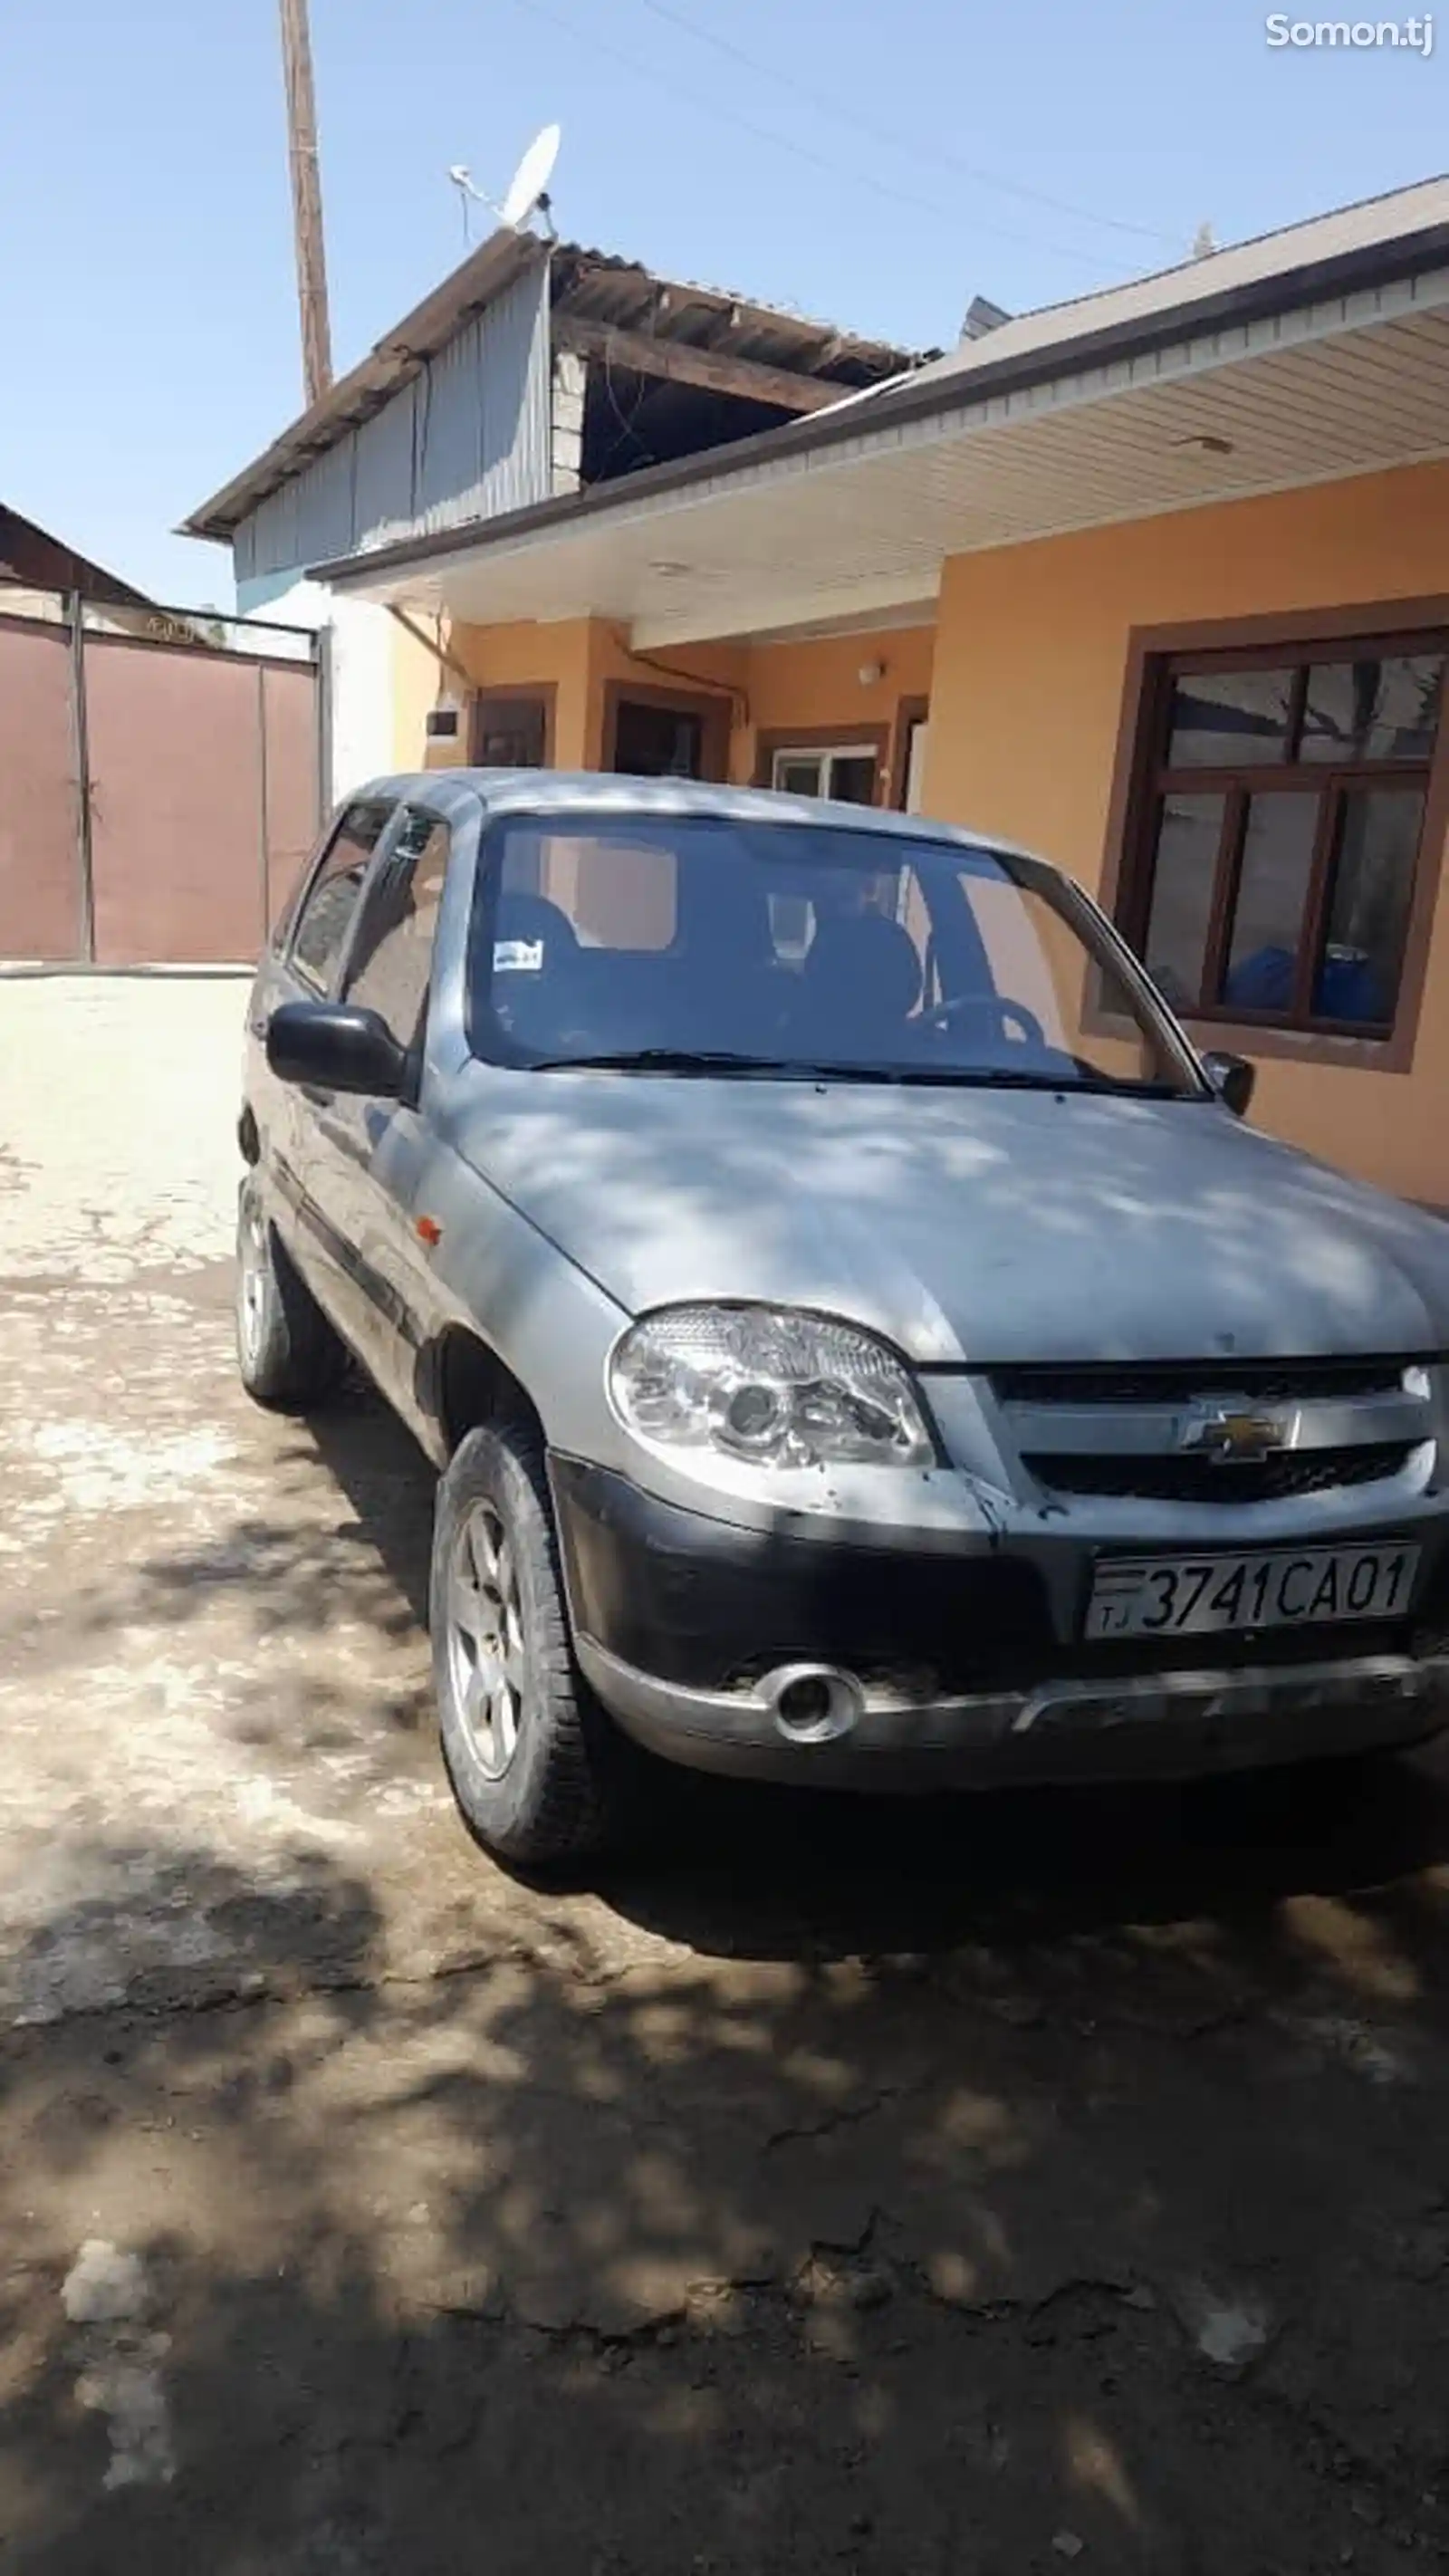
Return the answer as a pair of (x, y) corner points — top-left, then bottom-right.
(353, 767), (1047, 870)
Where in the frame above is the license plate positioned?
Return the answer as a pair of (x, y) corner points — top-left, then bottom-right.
(1086, 1542), (1420, 1641)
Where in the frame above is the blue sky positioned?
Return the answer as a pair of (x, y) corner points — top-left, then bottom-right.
(0, 0), (1442, 605)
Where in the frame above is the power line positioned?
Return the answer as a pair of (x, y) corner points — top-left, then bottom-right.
(494, 0), (1143, 276)
(630, 0), (1182, 252)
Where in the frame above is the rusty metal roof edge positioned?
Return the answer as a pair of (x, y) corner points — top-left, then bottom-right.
(546, 243), (923, 364)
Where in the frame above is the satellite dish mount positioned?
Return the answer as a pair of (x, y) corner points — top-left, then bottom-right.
(446, 124), (561, 243)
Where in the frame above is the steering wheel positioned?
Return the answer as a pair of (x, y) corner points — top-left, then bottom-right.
(928, 991), (1047, 1049)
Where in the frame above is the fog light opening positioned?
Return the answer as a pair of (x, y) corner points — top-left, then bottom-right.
(765, 1664), (862, 1745)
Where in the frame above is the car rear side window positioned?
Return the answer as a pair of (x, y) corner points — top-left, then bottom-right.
(343, 807), (450, 1045)
(289, 799), (395, 992)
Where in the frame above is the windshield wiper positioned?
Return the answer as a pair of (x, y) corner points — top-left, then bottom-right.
(528, 1051), (1185, 1096)
(529, 1049), (902, 1080)
(918, 1067), (1186, 1096)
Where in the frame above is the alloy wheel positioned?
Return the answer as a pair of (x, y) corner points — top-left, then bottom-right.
(446, 1501), (527, 1779)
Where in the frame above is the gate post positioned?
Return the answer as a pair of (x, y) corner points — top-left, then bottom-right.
(67, 593), (96, 963)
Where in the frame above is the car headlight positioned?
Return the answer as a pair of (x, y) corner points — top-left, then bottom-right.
(609, 1304), (934, 1469)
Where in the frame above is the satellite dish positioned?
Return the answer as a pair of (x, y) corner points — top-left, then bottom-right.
(500, 123), (561, 231)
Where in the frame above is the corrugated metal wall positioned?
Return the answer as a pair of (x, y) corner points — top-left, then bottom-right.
(235, 263), (552, 585)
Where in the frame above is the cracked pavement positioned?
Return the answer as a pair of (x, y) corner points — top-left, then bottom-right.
(6, 976), (1449, 2570)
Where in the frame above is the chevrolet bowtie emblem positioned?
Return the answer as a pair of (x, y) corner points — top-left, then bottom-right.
(1177, 1403), (1296, 1465)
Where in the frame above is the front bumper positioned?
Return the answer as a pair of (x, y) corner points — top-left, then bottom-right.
(552, 1456), (1449, 1789)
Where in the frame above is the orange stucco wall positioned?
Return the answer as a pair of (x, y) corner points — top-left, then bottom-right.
(741, 626), (935, 790)
(394, 611), (935, 794)
(926, 459), (1449, 1203)
(386, 459), (1449, 1200)
(394, 615), (599, 770)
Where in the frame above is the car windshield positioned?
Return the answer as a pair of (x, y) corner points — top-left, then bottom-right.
(470, 812), (1201, 1096)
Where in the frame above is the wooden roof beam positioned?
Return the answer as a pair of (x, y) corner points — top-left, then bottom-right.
(552, 317), (846, 414)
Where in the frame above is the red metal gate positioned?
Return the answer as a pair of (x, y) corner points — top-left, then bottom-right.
(0, 591), (321, 966)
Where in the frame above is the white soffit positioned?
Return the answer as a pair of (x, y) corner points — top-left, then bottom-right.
(341, 268), (1449, 648)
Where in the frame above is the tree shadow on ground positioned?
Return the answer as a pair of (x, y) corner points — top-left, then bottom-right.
(5, 1831), (1449, 2575)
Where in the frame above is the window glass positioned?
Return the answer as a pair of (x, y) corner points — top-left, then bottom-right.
(767, 891), (813, 959)
(503, 831), (679, 951)
(771, 747), (879, 804)
(973, 870), (1065, 1020)
(1167, 668), (1294, 767)
(830, 753), (878, 805)
(1314, 787), (1424, 1027)
(343, 808), (449, 1045)
(1142, 793), (1223, 1008)
(473, 694), (548, 768)
(1300, 656), (1444, 764)
(1124, 630), (1443, 1040)
(475, 813), (1196, 1097)
(290, 800), (393, 990)
(612, 703), (704, 778)
(774, 755), (825, 797)
(1222, 793), (1319, 1011)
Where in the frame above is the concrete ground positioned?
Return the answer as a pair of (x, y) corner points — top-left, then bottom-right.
(5, 976), (1449, 2573)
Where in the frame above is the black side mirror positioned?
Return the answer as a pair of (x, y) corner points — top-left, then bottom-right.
(266, 1001), (406, 1099)
(1200, 1049), (1255, 1118)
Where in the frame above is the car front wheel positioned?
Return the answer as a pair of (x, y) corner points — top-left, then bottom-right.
(432, 1418), (619, 1867)
(235, 1172), (350, 1410)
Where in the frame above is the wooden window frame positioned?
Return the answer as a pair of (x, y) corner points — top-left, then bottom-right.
(468, 681), (557, 769)
(1099, 599), (1449, 1074)
(753, 723), (890, 802)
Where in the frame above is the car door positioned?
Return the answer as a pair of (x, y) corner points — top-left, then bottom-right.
(306, 802), (451, 1416)
(273, 793), (398, 1348)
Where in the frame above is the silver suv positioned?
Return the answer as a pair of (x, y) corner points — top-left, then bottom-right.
(238, 771), (1449, 1862)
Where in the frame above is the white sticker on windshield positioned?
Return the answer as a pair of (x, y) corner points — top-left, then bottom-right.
(494, 937), (543, 973)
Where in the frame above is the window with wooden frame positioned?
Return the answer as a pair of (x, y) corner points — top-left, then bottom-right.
(470, 687), (553, 769)
(1118, 630), (1446, 1042)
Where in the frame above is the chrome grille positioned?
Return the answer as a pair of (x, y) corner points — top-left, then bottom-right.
(991, 1355), (1437, 1507)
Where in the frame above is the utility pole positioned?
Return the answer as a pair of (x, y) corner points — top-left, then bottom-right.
(279, 0), (332, 407)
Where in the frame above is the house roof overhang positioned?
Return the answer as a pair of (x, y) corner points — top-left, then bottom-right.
(315, 181), (1449, 649)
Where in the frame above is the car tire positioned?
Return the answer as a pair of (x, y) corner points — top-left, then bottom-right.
(432, 1417), (619, 1867)
(235, 1172), (350, 1411)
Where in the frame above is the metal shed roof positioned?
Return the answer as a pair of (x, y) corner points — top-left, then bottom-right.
(178, 235), (926, 546)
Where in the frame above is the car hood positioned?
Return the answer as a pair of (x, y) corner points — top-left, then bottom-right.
(448, 1069), (1449, 1365)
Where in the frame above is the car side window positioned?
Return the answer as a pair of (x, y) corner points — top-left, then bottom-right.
(289, 799), (396, 992)
(343, 807), (450, 1046)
